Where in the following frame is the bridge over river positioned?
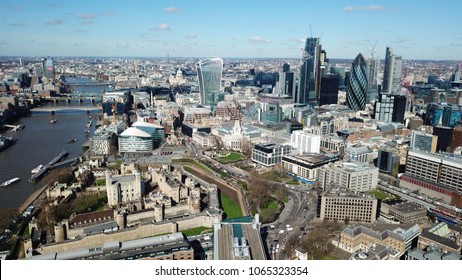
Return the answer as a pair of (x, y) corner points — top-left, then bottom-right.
(30, 106), (101, 113)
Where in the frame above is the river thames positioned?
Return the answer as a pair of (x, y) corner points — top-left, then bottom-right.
(0, 77), (110, 212)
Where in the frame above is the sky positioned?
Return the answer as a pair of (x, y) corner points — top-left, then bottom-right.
(1, 0), (461, 60)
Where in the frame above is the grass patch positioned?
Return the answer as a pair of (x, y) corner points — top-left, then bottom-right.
(260, 200), (280, 222)
(216, 152), (245, 164)
(235, 163), (253, 172)
(22, 226), (30, 238)
(72, 193), (107, 214)
(321, 255), (337, 260)
(180, 227), (212, 237)
(236, 180), (247, 190)
(96, 178), (106, 186)
(173, 158), (209, 172)
(220, 194), (242, 219)
(370, 189), (398, 202)
(286, 178), (299, 185)
(258, 170), (291, 183)
(107, 160), (122, 170)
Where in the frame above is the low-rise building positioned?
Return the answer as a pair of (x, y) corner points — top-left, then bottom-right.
(281, 153), (339, 181)
(251, 143), (291, 167)
(318, 187), (379, 224)
(383, 202), (428, 224)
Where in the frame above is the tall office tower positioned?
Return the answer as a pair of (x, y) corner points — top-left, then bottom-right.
(382, 47), (403, 93)
(296, 37), (320, 104)
(43, 57), (55, 81)
(319, 74), (339, 106)
(374, 92), (407, 123)
(367, 57), (380, 101)
(451, 63), (461, 82)
(196, 58), (223, 110)
(274, 64), (294, 97)
(346, 53), (368, 111)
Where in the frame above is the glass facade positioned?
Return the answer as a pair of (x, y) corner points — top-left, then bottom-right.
(197, 58), (223, 110)
(346, 53), (368, 110)
(43, 57), (55, 80)
(297, 37), (320, 104)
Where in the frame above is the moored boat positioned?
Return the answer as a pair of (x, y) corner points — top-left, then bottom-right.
(0, 177), (21, 187)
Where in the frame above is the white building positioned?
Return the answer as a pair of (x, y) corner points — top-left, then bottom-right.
(291, 130), (321, 155)
(318, 161), (379, 192)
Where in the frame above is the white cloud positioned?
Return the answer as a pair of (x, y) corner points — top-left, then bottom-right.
(76, 13), (98, 20)
(185, 33), (197, 39)
(10, 22), (28, 27)
(165, 7), (180, 13)
(46, 18), (63, 26)
(152, 23), (170, 31)
(75, 29), (88, 33)
(344, 5), (384, 12)
(249, 36), (270, 44)
(10, 5), (22, 12)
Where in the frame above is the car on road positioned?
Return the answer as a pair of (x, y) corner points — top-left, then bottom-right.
(278, 230), (285, 234)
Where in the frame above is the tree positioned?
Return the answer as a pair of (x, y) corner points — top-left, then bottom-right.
(241, 138), (253, 159)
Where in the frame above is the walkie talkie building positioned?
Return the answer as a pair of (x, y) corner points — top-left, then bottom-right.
(197, 58), (223, 109)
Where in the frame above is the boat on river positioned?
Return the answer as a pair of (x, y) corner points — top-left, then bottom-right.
(0, 177), (20, 187)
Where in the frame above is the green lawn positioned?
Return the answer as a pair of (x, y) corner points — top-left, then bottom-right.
(236, 180), (247, 190)
(321, 255), (337, 260)
(220, 194), (242, 219)
(370, 189), (397, 201)
(96, 178), (106, 186)
(258, 171), (291, 183)
(217, 152), (245, 164)
(260, 200), (280, 222)
(180, 227), (212, 237)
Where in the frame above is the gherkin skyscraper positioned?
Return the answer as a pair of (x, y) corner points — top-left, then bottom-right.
(346, 53), (368, 111)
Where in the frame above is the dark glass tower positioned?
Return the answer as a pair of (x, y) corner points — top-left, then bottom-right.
(346, 53), (368, 110)
(296, 37), (320, 104)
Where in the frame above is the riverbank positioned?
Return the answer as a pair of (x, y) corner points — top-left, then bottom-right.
(17, 183), (48, 214)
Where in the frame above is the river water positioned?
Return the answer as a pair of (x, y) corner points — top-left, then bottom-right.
(0, 77), (110, 212)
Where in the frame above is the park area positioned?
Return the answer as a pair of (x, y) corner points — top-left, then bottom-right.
(215, 152), (246, 164)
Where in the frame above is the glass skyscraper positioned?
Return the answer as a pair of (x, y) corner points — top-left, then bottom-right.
(382, 47), (402, 93)
(43, 57), (55, 81)
(296, 37), (320, 104)
(196, 58), (223, 110)
(346, 53), (368, 111)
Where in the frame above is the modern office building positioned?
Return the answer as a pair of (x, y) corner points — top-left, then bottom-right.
(382, 47), (403, 93)
(118, 123), (164, 153)
(318, 189), (379, 223)
(197, 58), (223, 110)
(367, 57), (380, 101)
(281, 153), (339, 181)
(344, 144), (371, 163)
(274, 64), (295, 97)
(384, 202), (427, 224)
(317, 161), (379, 192)
(42, 57), (55, 81)
(400, 150), (462, 202)
(425, 103), (462, 127)
(376, 149), (399, 174)
(374, 92), (407, 123)
(319, 74), (340, 106)
(410, 130), (438, 153)
(346, 53), (368, 110)
(290, 130), (321, 154)
(320, 134), (346, 155)
(296, 37), (320, 104)
(433, 126), (453, 152)
(251, 143), (291, 167)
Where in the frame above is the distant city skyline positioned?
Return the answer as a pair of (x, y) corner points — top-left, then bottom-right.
(1, 0), (462, 60)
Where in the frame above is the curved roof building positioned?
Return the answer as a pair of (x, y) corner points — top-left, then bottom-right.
(346, 53), (368, 111)
(197, 58), (223, 109)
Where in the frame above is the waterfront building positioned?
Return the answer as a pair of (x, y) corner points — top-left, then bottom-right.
(251, 143), (291, 167)
(318, 161), (379, 192)
(382, 47), (403, 93)
(118, 123), (163, 153)
(197, 58), (223, 110)
(346, 53), (368, 111)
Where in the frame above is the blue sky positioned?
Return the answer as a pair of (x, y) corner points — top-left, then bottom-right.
(1, 0), (461, 60)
